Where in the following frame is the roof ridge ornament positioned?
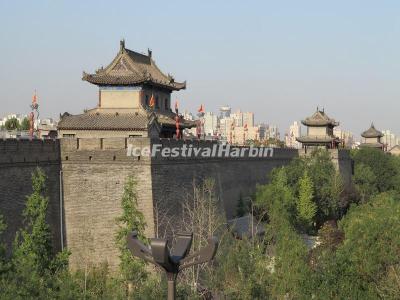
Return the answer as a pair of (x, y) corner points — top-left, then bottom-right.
(148, 48), (152, 58)
(120, 39), (125, 52)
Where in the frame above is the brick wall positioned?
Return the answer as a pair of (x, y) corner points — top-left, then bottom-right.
(1, 137), (353, 272)
(0, 139), (61, 253)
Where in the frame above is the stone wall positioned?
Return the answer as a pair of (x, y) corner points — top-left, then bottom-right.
(0, 137), (353, 271)
(60, 137), (300, 270)
(60, 137), (155, 270)
(150, 139), (299, 231)
(0, 139), (61, 253)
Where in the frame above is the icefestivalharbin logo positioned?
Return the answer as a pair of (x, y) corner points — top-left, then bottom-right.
(127, 144), (274, 158)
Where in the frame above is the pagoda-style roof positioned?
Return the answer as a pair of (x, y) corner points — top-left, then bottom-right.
(58, 111), (195, 131)
(82, 40), (186, 91)
(301, 109), (339, 127)
(361, 123), (383, 138)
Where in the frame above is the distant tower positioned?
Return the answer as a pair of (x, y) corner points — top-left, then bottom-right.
(360, 123), (384, 150)
(296, 108), (340, 151)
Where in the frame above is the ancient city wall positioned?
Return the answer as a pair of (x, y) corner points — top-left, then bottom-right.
(149, 138), (300, 230)
(0, 139), (61, 253)
(60, 137), (301, 269)
(0, 137), (353, 271)
(60, 137), (155, 270)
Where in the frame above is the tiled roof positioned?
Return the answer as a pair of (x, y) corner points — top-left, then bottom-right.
(302, 109), (339, 127)
(58, 112), (149, 131)
(82, 40), (186, 91)
(361, 123), (383, 138)
(57, 111), (196, 131)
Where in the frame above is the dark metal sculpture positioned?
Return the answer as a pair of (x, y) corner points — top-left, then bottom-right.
(127, 231), (218, 300)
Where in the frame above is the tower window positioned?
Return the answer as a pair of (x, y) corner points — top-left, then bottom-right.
(165, 98), (169, 110)
(156, 96), (159, 108)
(145, 95), (149, 106)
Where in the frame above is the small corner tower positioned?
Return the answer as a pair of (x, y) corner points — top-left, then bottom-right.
(296, 108), (340, 151)
(360, 123), (384, 150)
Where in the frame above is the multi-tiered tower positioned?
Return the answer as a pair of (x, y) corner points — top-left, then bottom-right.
(296, 108), (340, 151)
(58, 40), (194, 138)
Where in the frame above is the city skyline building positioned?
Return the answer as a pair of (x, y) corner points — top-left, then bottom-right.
(285, 121), (301, 148)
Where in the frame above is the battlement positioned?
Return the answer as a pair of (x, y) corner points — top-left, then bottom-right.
(59, 137), (299, 162)
(0, 139), (60, 164)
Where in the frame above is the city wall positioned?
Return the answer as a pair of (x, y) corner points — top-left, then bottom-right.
(0, 139), (62, 253)
(0, 138), (353, 270)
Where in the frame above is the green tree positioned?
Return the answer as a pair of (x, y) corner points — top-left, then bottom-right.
(20, 117), (30, 131)
(115, 175), (147, 293)
(352, 148), (400, 193)
(353, 163), (378, 203)
(211, 237), (271, 299)
(0, 214), (7, 273)
(296, 171), (317, 232)
(13, 168), (54, 274)
(4, 117), (20, 131)
(0, 168), (69, 299)
(315, 193), (400, 299)
(236, 192), (248, 217)
(270, 222), (314, 299)
(256, 167), (297, 223)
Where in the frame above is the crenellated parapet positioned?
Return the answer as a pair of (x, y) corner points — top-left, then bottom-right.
(59, 137), (299, 163)
(0, 136), (353, 271)
(0, 139), (60, 165)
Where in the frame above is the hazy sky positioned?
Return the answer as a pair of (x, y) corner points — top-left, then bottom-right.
(0, 1), (399, 136)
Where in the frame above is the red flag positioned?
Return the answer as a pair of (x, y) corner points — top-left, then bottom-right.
(198, 104), (204, 113)
(32, 91), (37, 105)
(149, 94), (155, 108)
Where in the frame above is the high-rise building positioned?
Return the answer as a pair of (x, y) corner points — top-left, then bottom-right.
(203, 111), (218, 136)
(243, 112), (254, 127)
(334, 128), (355, 148)
(285, 121), (301, 148)
(381, 129), (398, 149)
(267, 125), (279, 140)
(231, 110), (243, 127)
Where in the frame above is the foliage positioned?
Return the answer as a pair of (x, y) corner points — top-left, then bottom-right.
(314, 193), (400, 299)
(256, 167), (296, 224)
(0, 168), (69, 299)
(115, 175), (148, 292)
(2, 154), (400, 298)
(353, 163), (378, 203)
(4, 117), (20, 130)
(13, 167), (54, 274)
(20, 117), (30, 131)
(352, 147), (400, 193)
(210, 236), (271, 299)
(269, 222), (314, 299)
(0, 213), (7, 273)
(236, 192), (249, 217)
(296, 171), (317, 232)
